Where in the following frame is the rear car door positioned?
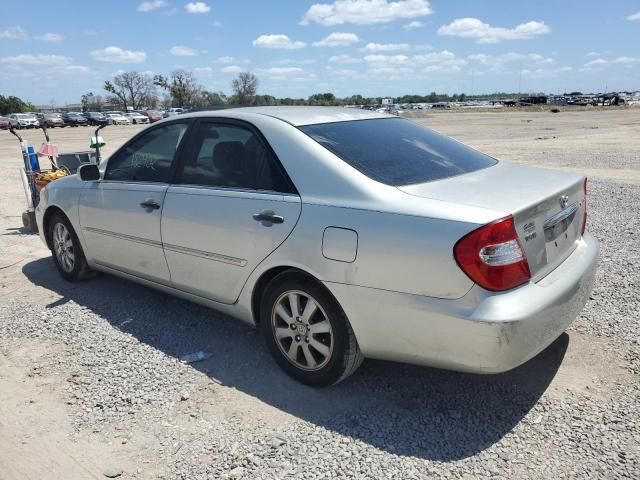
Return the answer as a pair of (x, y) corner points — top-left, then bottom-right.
(79, 120), (191, 284)
(161, 119), (301, 304)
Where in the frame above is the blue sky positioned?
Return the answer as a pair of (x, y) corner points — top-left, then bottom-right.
(1, 0), (639, 105)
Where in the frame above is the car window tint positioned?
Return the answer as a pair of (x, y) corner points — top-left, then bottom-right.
(105, 122), (189, 183)
(178, 122), (294, 193)
(300, 118), (498, 186)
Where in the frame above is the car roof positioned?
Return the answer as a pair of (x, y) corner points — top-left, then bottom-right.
(179, 106), (390, 126)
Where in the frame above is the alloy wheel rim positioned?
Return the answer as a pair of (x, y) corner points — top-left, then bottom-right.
(271, 290), (334, 371)
(53, 222), (75, 272)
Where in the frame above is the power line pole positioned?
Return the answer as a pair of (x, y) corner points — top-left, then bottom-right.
(518, 63), (522, 94)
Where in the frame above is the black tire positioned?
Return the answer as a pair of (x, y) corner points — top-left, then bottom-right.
(260, 271), (363, 386)
(48, 213), (94, 281)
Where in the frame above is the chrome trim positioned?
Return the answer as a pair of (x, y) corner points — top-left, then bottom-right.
(83, 227), (163, 248)
(543, 202), (579, 230)
(163, 243), (247, 267)
(83, 227), (246, 266)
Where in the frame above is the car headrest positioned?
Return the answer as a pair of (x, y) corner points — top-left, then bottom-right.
(213, 141), (246, 173)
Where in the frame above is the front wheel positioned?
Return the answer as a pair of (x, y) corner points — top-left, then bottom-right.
(48, 213), (94, 281)
(260, 272), (363, 386)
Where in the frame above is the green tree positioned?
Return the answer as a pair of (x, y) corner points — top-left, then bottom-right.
(104, 71), (156, 110)
(154, 70), (202, 107)
(231, 72), (258, 105)
(0, 95), (34, 115)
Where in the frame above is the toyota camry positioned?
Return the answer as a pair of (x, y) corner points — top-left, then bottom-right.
(35, 107), (598, 386)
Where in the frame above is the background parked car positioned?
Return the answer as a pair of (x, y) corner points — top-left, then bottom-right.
(143, 110), (164, 123)
(0, 116), (11, 130)
(124, 111), (149, 124)
(62, 112), (89, 127)
(166, 107), (184, 117)
(105, 113), (130, 125)
(39, 113), (65, 128)
(10, 113), (39, 129)
(83, 112), (109, 126)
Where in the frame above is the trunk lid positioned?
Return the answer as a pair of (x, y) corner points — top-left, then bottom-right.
(399, 161), (586, 281)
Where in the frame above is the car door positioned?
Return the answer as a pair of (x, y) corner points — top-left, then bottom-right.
(161, 119), (302, 304)
(79, 120), (191, 284)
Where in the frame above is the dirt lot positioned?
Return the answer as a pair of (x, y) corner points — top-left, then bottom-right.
(0, 110), (638, 479)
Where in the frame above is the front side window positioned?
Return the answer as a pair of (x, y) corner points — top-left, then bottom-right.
(177, 121), (294, 193)
(105, 122), (189, 182)
(300, 118), (498, 186)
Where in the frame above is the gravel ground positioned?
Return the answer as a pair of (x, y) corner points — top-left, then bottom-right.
(0, 111), (639, 479)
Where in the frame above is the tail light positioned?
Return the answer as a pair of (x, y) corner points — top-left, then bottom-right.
(581, 177), (588, 236)
(454, 215), (531, 292)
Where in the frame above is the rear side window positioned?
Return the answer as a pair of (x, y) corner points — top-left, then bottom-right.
(300, 118), (497, 186)
(177, 121), (295, 193)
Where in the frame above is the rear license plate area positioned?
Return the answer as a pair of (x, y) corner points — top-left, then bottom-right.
(544, 204), (579, 259)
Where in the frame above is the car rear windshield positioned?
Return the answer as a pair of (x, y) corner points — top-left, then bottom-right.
(299, 118), (498, 186)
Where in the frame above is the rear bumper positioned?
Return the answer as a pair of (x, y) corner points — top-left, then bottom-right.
(325, 233), (598, 374)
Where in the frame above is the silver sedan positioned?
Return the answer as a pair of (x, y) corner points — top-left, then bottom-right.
(35, 107), (598, 386)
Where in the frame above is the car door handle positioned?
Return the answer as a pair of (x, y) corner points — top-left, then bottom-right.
(140, 199), (161, 210)
(253, 211), (284, 224)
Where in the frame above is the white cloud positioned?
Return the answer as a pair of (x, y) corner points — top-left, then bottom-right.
(137, 0), (167, 12)
(364, 54), (409, 65)
(0, 54), (91, 77)
(217, 56), (234, 64)
(313, 32), (360, 47)
(185, 2), (211, 14)
(0, 26), (28, 40)
(170, 45), (199, 56)
(414, 50), (466, 73)
(194, 66), (214, 76)
(260, 67), (305, 76)
(257, 66), (315, 81)
(403, 20), (423, 30)
(90, 46), (147, 63)
(253, 34), (306, 49)
(328, 54), (363, 64)
(613, 56), (640, 64)
(522, 66), (571, 78)
(221, 65), (243, 73)
(301, 0), (432, 26)
(584, 58), (608, 67)
(362, 42), (410, 52)
(438, 18), (551, 43)
(56, 65), (92, 74)
(627, 12), (640, 21)
(586, 51), (601, 57)
(38, 32), (64, 42)
(1, 54), (72, 65)
(468, 52), (554, 69)
(273, 58), (315, 65)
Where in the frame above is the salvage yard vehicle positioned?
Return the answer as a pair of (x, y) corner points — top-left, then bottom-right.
(104, 112), (130, 125)
(62, 112), (89, 127)
(10, 113), (39, 129)
(40, 113), (66, 128)
(83, 111), (109, 126)
(143, 110), (164, 123)
(125, 111), (150, 124)
(35, 107), (598, 386)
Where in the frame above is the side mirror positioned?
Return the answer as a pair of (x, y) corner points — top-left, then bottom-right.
(78, 163), (100, 181)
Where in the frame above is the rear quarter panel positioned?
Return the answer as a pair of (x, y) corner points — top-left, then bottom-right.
(251, 203), (477, 300)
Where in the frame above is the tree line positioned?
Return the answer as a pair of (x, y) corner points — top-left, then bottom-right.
(2, 67), (535, 115)
(0, 95), (35, 115)
(88, 69), (500, 111)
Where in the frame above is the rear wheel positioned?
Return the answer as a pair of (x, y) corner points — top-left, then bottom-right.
(260, 272), (363, 386)
(48, 213), (93, 281)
